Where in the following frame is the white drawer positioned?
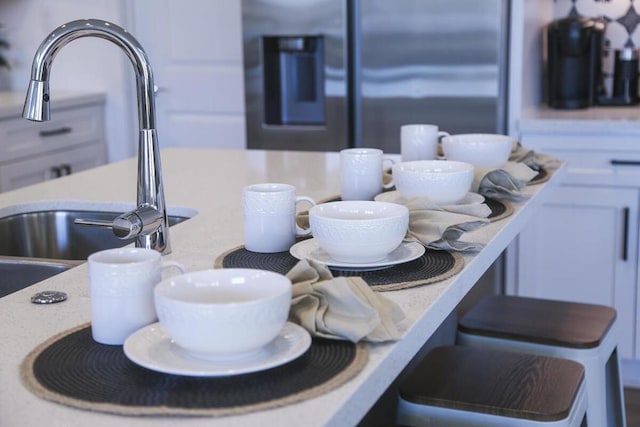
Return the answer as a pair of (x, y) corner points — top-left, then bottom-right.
(0, 104), (105, 164)
(521, 134), (640, 187)
(0, 143), (107, 192)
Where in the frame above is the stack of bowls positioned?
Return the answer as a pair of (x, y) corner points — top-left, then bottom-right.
(441, 133), (514, 169)
(391, 160), (475, 205)
(154, 268), (292, 359)
(309, 201), (409, 264)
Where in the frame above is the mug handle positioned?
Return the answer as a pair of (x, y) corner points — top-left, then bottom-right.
(438, 131), (451, 141)
(295, 196), (316, 236)
(437, 131), (451, 159)
(161, 261), (186, 276)
(382, 158), (395, 190)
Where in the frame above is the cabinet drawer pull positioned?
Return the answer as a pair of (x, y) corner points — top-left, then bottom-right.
(39, 127), (72, 137)
(50, 166), (61, 178)
(622, 207), (629, 262)
(60, 164), (72, 176)
(610, 159), (640, 166)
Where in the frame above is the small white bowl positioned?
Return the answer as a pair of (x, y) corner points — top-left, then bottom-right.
(392, 160), (474, 204)
(154, 268), (292, 359)
(309, 201), (409, 264)
(442, 133), (514, 168)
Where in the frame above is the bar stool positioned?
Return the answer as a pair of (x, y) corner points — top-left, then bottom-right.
(396, 345), (587, 426)
(457, 295), (626, 427)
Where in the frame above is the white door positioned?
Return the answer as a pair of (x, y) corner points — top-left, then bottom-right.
(514, 184), (639, 359)
(128, 0), (246, 149)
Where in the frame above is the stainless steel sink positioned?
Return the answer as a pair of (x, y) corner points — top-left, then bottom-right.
(0, 209), (191, 261)
(0, 257), (74, 298)
(0, 204), (196, 297)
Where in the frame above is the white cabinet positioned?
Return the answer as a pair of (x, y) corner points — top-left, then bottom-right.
(0, 144), (106, 192)
(506, 128), (640, 383)
(0, 92), (107, 192)
(128, 0), (246, 150)
(506, 0), (640, 385)
(514, 183), (639, 359)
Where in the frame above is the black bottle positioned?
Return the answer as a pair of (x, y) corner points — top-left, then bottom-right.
(612, 48), (639, 105)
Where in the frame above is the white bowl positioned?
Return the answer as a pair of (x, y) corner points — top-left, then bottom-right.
(154, 268), (292, 359)
(309, 201), (409, 264)
(442, 133), (514, 168)
(391, 160), (474, 204)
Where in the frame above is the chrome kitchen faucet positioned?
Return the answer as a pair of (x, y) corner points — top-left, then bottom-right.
(22, 19), (171, 254)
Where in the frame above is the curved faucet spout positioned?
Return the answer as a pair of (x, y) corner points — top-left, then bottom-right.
(23, 19), (155, 129)
(23, 19), (171, 254)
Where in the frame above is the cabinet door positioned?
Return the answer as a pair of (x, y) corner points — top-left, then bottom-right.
(513, 185), (639, 359)
(0, 144), (107, 192)
(130, 0), (246, 149)
(0, 104), (105, 163)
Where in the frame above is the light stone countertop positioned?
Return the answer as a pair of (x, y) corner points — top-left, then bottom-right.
(0, 148), (565, 427)
(520, 105), (640, 135)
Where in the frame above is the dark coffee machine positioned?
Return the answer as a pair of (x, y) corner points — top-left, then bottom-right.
(547, 17), (606, 109)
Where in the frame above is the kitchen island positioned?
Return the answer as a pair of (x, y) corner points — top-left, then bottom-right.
(0, 148), (564, 426)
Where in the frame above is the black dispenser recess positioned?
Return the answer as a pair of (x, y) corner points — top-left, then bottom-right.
(262, 36), (325, 125)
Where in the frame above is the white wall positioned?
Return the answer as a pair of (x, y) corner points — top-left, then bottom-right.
(0, 0), (247, 162)
(0, 0), (136, 162)
(553, 0), (640, 97)
(128, 0), (246, 150)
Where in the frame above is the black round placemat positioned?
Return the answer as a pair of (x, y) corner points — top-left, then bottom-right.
(215, 244), (464, 291)
(21, 324), (367, 417)
(317, 194), (511, 223)
(528, 166), (550, 185)
(486, 197), (512, 222)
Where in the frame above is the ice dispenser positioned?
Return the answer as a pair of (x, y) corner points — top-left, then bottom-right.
(262, 36), (325, 126)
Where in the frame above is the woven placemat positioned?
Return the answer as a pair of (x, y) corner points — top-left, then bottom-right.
(317, 194), (511, 223)
(215, 244), (464, 292)
(20, 323), (367, 417)
(485, 197), (513, 222)
(528, 166), (550, 185)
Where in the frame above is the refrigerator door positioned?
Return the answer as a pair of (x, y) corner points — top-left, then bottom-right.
(357, 0), (508, 153)
(242, 0), (349, 151)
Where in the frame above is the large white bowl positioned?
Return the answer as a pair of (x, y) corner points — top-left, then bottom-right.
(391, 160), (474, 204)
(442, 133), (514, 168)
(154, 268), (292, 358)
(309, 201), (409, 263)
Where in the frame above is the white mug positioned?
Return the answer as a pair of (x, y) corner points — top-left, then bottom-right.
(243, 183), (316, 253)
(87, 247), (185, 345)
(340, 148), (394, 201)
(401, 124), (450, 162)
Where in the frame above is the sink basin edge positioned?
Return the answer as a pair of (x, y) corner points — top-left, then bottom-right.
(0, 200), (199, 219)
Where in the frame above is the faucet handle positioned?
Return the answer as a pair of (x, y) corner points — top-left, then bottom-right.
(74, 205), (164, 240)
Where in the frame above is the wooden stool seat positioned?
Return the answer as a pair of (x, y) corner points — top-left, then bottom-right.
(457, 295), (626, 427)
(397, 345), (587, 426)
(458, 295), (616, 348)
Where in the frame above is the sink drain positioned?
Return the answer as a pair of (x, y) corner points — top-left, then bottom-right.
(31, 290), (68, 304)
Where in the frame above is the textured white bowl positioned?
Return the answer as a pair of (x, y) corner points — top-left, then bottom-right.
(392, 160), (474, 204)
(154, 269), (292, 358)
(309, 201), (409, 263)
(442, 133), (514, 168)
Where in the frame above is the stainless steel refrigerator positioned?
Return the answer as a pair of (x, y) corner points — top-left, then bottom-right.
(242, 0), (509, 153)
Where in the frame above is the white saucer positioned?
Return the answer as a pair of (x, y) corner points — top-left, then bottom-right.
(289, 239), (425, 271)
(374, 191), (485, 207)
(123, 322), (311, 377)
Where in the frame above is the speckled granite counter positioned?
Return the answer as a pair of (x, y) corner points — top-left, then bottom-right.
(0, 148), (565, 426)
